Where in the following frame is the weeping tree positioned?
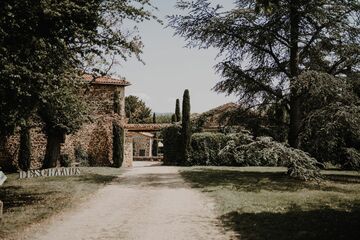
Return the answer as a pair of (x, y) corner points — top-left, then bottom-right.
(169, 0), (360, 148)
(294, 71), (360, 169)
(175, 99), (181, 122)
(180, 89), (191, 165)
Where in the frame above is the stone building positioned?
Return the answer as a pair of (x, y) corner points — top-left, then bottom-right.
(130, 132), (154, 158)
(0, 74), (132, 170)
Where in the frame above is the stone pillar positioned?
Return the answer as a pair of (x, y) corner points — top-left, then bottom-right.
(123, 131), (133, 167)
(149, 138), (152, 157)
(0, 200), (3, 220)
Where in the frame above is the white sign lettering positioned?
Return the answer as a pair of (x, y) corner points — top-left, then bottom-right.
(0, 171), (7, 186)
(19, 168), (81, 179)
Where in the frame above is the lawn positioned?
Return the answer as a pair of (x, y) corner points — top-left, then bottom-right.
(180, 167), (360, 240)
(0, 167), (123, 239)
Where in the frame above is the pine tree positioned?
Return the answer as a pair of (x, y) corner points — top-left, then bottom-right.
(180, 89), (191, 165)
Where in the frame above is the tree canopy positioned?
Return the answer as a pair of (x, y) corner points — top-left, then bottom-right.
(0, 0), (156, 137)
(169, 0), (360, 147)
(125, 95), (152, 123)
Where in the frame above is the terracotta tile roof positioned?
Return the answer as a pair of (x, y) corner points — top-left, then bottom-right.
(83, 74), (131, 86)
(125, 124), (172, 132)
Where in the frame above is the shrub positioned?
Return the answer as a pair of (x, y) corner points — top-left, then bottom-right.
(342, 148), (360, 170)
(60, 154), (71, 167)
(190, 132), (253, 166)
(190, 132), (228, 165)
(285, 148), (322, 181)
(74, 144), (89, 166)
(190, 132), (321, 181)
(299, 103), (360, 168)
(162, 125), (182, 165)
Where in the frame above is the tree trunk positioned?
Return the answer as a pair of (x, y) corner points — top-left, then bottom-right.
(42, 130), (64, 169)
(18, 126), (31, 171)
(288, 0), (301, 148)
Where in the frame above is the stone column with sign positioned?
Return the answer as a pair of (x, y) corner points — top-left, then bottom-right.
(0, 170), (7, 220)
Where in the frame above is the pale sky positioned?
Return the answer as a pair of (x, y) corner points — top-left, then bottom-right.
(116, 0), (237, 113)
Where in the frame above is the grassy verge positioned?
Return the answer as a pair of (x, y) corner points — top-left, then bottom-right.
(180, 167), (360, 240)
(0, 167), (123, 239)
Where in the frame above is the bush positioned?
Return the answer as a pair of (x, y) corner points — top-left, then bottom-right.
(60, 154), (71, 167)
(342, 148), (360, 170)
(299, 103), (360, 168)
(190, 132), (253, 166)
(74, 144), (89, 166)
(190, 133), (228, 165)
(190, 132), (321, 181)
(162, 125), (182, 165)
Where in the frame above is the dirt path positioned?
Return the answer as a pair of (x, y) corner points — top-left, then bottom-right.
(25, 162), (235, 240)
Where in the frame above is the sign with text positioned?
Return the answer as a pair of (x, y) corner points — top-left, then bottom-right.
(19, 168), (81, 179)
(0, 171), (7, 186)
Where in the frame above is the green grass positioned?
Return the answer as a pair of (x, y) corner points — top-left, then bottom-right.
(180, 167), (360, 240)
(0, 167), (123, 239)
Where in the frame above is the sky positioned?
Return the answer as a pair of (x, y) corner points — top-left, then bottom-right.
(116, 0), (237, 113)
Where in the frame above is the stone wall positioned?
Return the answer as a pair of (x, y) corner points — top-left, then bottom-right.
(0, 127), (47, 171)
(129, 132), (153, 157)
(0, 83), (130, 170)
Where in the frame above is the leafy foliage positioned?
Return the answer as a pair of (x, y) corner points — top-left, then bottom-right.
(125, 95), (152, 124)
(190, 132), (229, 165)
(0, 0), (156, 167)
(292, 71), (360, 169)
(74, 144), (89, 167)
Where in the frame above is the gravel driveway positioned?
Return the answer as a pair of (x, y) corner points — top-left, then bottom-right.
(25, 162), (235, 240)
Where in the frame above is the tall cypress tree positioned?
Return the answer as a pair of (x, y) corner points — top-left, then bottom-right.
(152, 113), (158, 157)
(113, 90), (124, 168)
(180, 89), (191, 165)
(175, 99), (181, 122)
(112, 123), (124, 168)
(153, 112), (156, 123)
